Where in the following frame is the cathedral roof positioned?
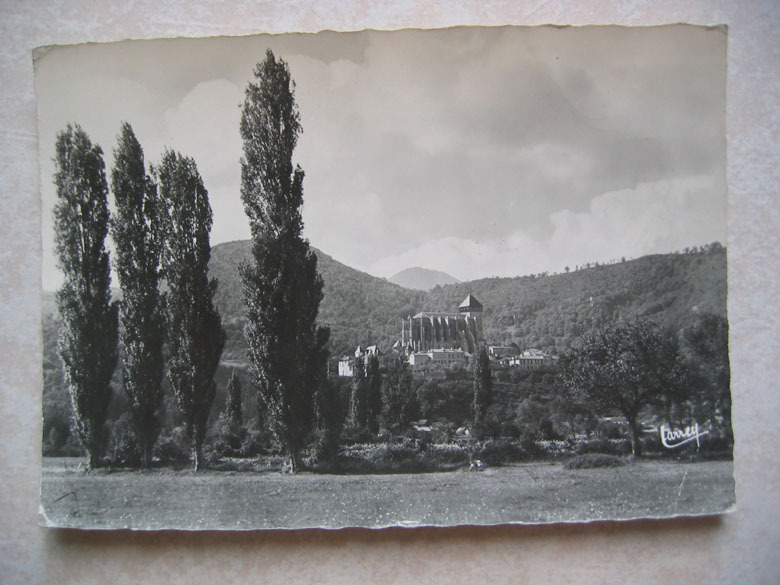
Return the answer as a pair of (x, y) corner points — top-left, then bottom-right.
(458, 294), (483, 312)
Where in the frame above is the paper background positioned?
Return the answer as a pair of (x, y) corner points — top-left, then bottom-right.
(1, 1), (778, 583)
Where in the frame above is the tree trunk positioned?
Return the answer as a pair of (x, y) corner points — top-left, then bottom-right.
(289, 447), (304, 473)
(193, 432), (204, 472)
(85, 434), (102, 471)
(628, 415), (643, 459)
(86, 448), (98, 472)
(141, 438), (152, 469)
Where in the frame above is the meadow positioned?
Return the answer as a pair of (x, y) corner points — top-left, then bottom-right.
(40, 458), (734, 530)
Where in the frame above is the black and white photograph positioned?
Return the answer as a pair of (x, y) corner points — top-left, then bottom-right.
(37, 25), (734, 530)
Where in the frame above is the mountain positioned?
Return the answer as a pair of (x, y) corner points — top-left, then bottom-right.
(389, 267), (460, 290)
(207, 240), (727, 361)
(207, 241), (425, 361)
(44, 240), (728, 366)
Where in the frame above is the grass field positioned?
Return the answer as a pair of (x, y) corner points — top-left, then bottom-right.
(40, 458), (734, 530)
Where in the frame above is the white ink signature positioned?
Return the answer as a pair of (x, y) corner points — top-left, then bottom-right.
(660, 422), (709, 450)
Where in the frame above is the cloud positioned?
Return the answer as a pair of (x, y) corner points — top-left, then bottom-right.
(286, 27), (725, 275)
(38, 27), (726, 291)
(162, 78), (248, 245)
(368, 175), (726, 280)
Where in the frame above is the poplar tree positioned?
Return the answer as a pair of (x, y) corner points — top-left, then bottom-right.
(381, 354), (417, 433)
(239, 49), (327, 472)
(312, 327), (340, 466)
(157, 149), (225, 471)
(365, 353), (382, 434)
(472, 345), (493, 440)
(53, 123), (118, 470)
(315, 374), (343, 468)
(225, 370), (243, 429)
(350, 354), (367, 427)
(110, 122), (165, 468)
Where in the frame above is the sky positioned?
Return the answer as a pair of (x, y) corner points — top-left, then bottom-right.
(35, 25), (727, 291)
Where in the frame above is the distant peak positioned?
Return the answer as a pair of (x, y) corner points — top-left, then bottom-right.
(389, 267), (460, 291)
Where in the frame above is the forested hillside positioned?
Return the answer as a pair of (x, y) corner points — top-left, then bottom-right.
(424, 243), (727, 353)
(45, 241), (725, 365)
(209, 240), (727, 360)
(207, 240), (425, 361)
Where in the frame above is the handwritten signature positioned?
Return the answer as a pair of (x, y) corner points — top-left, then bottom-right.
(660, 422), (709, 450)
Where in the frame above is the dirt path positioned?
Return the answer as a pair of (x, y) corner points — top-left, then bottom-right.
(40, 459), (735, 530)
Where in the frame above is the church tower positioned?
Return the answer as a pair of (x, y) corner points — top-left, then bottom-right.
(458, 294), (483, 318)
(458, 294), (484, 349)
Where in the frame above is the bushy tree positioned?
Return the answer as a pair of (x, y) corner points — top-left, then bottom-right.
(239, 49), (326, 472)
(562, 321), (689, 457)
(110, 122), (165, 468)
(53, 124), (119, 470)
(472, 345), (493, 440)
(157, 149), (225, 471)
(681, 313), (732, 444)
(382, 354), (417, 432)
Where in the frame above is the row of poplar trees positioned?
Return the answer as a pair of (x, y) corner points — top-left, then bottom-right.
(53, 50), (329, 473)
(54, 121), (225, 471)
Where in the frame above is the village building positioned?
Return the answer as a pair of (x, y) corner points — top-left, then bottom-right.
(506, 348), (558, 370)
(408, 348), (468, 368)
(338, 344), (380, 377)
(488, 345), (519, 359)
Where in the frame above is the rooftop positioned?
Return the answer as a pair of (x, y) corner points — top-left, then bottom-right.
(458, 294), (483, 312)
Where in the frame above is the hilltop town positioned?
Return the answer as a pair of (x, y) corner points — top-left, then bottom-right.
(338, 293), (557, 376)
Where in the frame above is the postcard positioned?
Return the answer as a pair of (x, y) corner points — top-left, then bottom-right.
(37, 25), (733, 530)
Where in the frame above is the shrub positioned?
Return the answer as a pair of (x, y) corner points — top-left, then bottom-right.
(535, 439), (574, 458)
(597, 420), (627, 440)
(500, 419), (522, 439)
(519, 432), (542, 459)
(154, 426), (190, 466)
(334, 442), (470, 474)
(341, 424), (377, 445)
(496, 369), (512, 383)
(478, 439), (524, 466)
(565, 454), (627, 469)
(106, 413), (141, 467)
(336, 444), (419, 473)
(423, 443), (469, 468)
(574, 438), (632, 456)
(369, 445), (418, 468)
(42, 426), (65, 457)
(700, 434), (733, 456)
(640, 434), (664, 455)
(205, 416), (251, 459)
(539, 419), (562, 441)
(241, 426), (276, 457)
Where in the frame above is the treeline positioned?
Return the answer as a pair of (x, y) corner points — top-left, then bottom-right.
(293, 312), (731, 470)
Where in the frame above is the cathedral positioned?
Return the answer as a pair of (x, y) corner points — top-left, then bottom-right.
(402, 294), (484, 355)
